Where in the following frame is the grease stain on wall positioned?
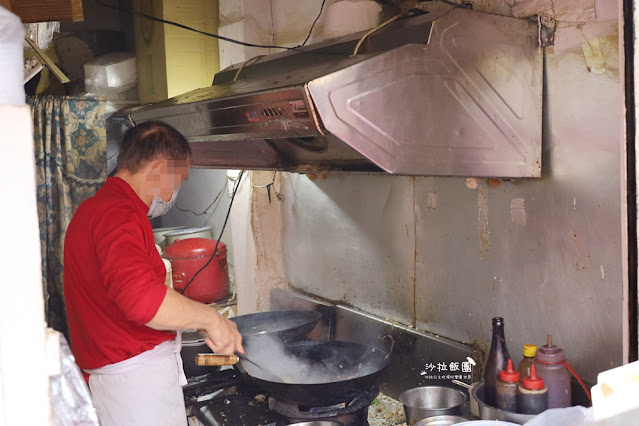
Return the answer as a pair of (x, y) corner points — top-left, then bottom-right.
(427, 191), (438, 211)
(478, 188), (490, 254)
(570, 230), (592, 270)
(510, 197), (526, 226)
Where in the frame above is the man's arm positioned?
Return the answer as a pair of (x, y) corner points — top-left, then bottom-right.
(146, 288), (243, 355)
(92, 207), (242, 355)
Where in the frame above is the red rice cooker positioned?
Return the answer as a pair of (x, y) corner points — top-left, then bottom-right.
(164, 237), (230, 303)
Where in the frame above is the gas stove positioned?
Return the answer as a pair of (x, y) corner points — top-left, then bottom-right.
(269, 385), (378, 426)
(184, 371), (378, 426)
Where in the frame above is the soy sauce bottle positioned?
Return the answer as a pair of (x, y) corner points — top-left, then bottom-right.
(518, 365), (549, 414)
(484, 317), (510, 406)
(496, 359), (520, 412)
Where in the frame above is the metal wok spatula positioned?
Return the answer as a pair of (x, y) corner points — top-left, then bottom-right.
(236, 351), (291, 382)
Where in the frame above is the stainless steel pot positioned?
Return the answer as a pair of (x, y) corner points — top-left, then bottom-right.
(153, 226), (189, 249)
(414, 416), (469, 425)
(399, 386), (467, 425)
(164, 226), (213, 246)
(471, 382), (535, 424)
(287, 422), (343, 426)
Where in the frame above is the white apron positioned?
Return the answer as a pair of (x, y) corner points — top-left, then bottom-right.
(84, 333), (188, 426)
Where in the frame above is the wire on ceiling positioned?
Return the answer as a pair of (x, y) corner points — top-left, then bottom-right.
(94, 0), (345, 55)
(299, 0), (328, 47)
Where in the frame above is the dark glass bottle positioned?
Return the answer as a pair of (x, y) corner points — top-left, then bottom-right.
(484, 317), (510, 406)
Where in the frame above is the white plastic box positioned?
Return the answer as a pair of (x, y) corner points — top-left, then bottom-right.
(84, 52), (137, 93)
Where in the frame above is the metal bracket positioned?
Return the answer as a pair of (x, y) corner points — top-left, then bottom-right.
(316, 304), (337, 341)
(539, 15), (556, 47)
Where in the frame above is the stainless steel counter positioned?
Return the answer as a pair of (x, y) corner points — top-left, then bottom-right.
(271, 289), (483, 400)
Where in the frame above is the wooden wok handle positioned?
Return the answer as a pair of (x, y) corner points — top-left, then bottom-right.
(195, 353), (239, 366)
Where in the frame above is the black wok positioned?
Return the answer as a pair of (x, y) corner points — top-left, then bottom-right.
(231, 310), (321, 344)
(240, 340), (391, 406)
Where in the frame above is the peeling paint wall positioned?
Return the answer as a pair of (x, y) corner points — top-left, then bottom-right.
(222, 0), (625, 382)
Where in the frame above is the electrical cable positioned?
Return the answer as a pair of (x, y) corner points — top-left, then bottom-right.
(180, 170), (244, 296)
(233, 55), (266, 82)
(249, 171), (284, 202)
(561, 362), (592, 404)
(352, 13), (403, 56)
(299, 0), (327, 47)
(95, 0), (346, 55)
(537, 359), (593, 404)
(249, 171), (277, 189)
(175, 182), (226, 216)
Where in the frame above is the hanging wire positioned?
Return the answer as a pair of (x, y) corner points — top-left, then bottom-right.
(175, 182), (226, 216)
(180, 171), (245, 296)
(249, 171), (284, 202)
(233, 55), (266, 82)
(352, 13), (403, 56)
(299, 0), (328, 47)
(249, 171), (277, 189)
(95, 0), (346, 56)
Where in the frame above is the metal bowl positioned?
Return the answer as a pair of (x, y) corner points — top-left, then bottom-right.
(471, 382), (536, 424)
(152, 226), (188, 248)
(399, 386), (468, 425)
(287, 422), (343, 426)
(414, 415), (469, 425)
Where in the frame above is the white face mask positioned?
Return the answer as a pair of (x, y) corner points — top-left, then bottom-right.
(147, 187), (180, 219)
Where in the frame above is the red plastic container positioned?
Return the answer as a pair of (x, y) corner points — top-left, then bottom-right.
(164, 238), (230, 303)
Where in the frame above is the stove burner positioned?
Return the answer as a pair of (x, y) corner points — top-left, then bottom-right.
(183, 370), (242, 407)
(269, 386), (378, 426)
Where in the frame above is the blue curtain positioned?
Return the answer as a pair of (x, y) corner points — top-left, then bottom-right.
(28, 95), (107, 336)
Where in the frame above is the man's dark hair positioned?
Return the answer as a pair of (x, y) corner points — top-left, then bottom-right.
(117, 121), (192, 173)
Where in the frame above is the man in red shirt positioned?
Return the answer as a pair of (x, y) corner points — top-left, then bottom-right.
(64, 121), (243, 426)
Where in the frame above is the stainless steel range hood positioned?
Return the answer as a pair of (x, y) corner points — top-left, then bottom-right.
(131, 8), (543, 177)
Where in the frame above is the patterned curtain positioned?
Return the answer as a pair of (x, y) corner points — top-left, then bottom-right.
(28, 96), (107, 337)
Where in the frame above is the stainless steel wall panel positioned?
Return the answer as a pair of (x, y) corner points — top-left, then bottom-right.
(279, 18), (622, 384)
(413, 25), (624, 381)
(281, 173), (416, 326)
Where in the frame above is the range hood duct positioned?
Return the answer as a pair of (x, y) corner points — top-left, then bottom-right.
(131, 9), (543, 177)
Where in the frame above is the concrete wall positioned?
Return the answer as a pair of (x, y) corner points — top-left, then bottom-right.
(220, 0), (625, 382)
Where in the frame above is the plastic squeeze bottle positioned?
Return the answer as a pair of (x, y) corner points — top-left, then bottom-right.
(496, 359), (520, 412)
(517, 344), (537, 378)
(534, 334), (571, 408)
(484, 317), (511, 406)
(518, 364), (549, 414)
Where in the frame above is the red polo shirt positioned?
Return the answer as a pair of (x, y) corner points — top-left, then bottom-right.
(64, 177), (172, 377)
